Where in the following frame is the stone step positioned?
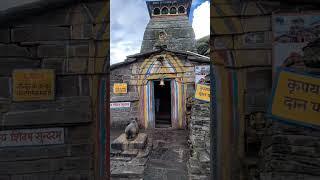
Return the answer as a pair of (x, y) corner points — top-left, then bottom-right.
(121, 150), (139, 158)
(111, 165), (145, 178)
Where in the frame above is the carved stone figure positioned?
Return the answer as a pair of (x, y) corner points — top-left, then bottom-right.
(125, 118), (139, 140)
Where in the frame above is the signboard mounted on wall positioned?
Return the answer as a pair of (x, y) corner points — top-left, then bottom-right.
(110, 102), (131, 109)
(12, 69), (55, 102)
(195, 84), (210, 102)
(268, 68), (320, 127)
(113, 83), (127, 94)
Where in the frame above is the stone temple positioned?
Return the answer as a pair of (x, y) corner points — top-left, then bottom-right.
(110, 0), (209, 129)
(141, 0), (197, 52)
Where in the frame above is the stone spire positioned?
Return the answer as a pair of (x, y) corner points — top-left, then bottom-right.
(140, 0), (197, 53)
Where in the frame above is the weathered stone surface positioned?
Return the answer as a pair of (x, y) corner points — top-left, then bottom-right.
(80, 76), (90, 96)
(3, 96), (91, 126)
(66, 125), (93, 144)
(68, 43), (89, 57)
(11, 26), (70, 42)
(242, 16), (271, 32)
(11, 171), (93, 180)
(71, 24), (93, 40)
(0, 58), (40, 76)
(213, 35), (234, 50)
(67, 58), (88, 73)
(141, 16), (197, 52)
(0, 99), (10, 113)
(259, 121), (320, 179)
(0, 157), (92, 174)
(0, 44), (30, 57)
(0, 144), (93, 162)
(0, 29), (10, 43)
(42, 58), (65, 74)
(111, 165), (144, 178)
(260, 172), (320, 180)
(0, 1), (108, 178)
(38, 44), (66, 57)
(0, 176), (9, 180)
(56, 76), (79, 97)
(188, 98), (210, 178)
(0, 77), (10, 98)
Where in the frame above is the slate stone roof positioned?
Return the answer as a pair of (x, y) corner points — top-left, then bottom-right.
(110, 48), (209, 70)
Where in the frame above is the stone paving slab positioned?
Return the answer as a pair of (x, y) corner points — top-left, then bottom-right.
(143, 129), (189, 180)
(111, 165), (144, 178)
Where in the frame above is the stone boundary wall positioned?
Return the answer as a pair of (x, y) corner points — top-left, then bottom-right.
(0, 1), (109, 179)
(188, 98), (210, 180)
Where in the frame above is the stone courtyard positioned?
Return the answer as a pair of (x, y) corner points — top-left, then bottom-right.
(110, 129), (189, 180)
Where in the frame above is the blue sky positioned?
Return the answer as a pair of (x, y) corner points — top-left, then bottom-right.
(110, 0), (210, 64)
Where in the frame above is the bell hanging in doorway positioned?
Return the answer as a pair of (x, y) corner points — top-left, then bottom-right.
(160, 78), (165, 86)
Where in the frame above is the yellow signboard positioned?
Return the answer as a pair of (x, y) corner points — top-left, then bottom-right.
(113, 83), (127, 94)
(13, 69), (55, 101)
(195, 84), (210, 102)
(270, 68), (320, 127)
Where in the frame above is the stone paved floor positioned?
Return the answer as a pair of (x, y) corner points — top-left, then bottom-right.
(111, 128), (190, 180)
(143, 129), (189, 180)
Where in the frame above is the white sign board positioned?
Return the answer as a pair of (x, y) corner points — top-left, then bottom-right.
(0, 128), (64, 147)
(110, 102), (131, 109)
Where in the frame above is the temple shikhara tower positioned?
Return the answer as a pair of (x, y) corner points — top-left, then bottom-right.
(110, 0), (209, 129)
(141, 0), (197, 52)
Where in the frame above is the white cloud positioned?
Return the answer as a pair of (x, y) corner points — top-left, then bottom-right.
(110, 0), (149, 64)
(192, 1), (210, 39)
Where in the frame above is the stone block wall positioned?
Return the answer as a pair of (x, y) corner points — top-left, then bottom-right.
(188, 98), (210, 180)
(110, 64), (139, 128)
(0, 1), (109, 179)
(141, 16), (197, 53)
(259, 120), (320, 180)
(212, 0), (320, 179)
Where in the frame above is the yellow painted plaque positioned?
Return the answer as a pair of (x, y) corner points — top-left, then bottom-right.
(195, 84), (210, 102)
(270, 69), (320, 126)
(13, 69), (55, 101)
(113, 83), (127, 94)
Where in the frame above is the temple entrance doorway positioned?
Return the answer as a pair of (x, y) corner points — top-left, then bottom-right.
(154, 80), (172, 128)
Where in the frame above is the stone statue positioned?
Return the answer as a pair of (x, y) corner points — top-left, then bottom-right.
(125, 118), (139, 141)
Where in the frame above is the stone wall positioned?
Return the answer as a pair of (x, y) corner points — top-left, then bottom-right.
(0, 1), (109, 179)
(211, 0), (320, 179)
(259, 121), (320, 180)
(110, 63), (139, 128)
(141, 16), (197, 53)
(188, 98), (210, 180)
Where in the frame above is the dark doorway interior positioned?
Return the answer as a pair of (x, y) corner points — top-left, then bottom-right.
(154, 80), (171, 128)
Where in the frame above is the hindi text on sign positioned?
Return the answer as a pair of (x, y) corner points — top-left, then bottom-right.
(13, 69), (55, 101)
(0, 128), (64, 147)
(270, 69), (320, 127)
